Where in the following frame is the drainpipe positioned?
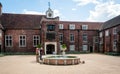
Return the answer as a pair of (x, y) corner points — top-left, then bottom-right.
(77, 29), (80, 51)
(3, 29), (6, 53)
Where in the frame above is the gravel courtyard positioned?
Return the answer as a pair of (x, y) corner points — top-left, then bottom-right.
(0, 54), (120, 74)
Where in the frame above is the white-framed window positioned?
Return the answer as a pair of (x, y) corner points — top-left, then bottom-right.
(82, 25), (88, 30)
(59, 24), (64, 29)
(94, 36), (98, 43)
(69, 24), (75, 30)
(82, 33), (87, 42)
(105, 30), (109, 36)
(99, 32), (102, 37)
(113, 27), (117, 35)
(82, 45), (87, 51)
(70, 45), (75, 51)
(19, 35), (26, 47)
(5, 35), (12, 47)
(33, 35), (40, 47)
(70, 33), (74, 42)
(59, 33), (63, 42)
(113, 39), (117, 51)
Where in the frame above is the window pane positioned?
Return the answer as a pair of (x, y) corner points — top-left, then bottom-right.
(36, 40), (39, 45)
(33, 35), (40, 47)
(70, 45), (75, 51)
(69, 24), (75, 30)
(20, 40), (22, 46)
(83, 34), (87, 42)
(23, 40), (25, 45)
(70, 34), (74, 42)
(5, 35), (12, 47)
(59, 34), (63, 42)
(6, 40), (8, 46)
(46, 33), (55, 40)
(19, 35), (26, 47)
(59, 24), (63, 29)
(47, 25), (55, 31)
(9, 40), (12, 46)
(83, 45), (87, 51)
(82, 25), (88, 30)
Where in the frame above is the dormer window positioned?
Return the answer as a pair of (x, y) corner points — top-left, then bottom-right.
(59, 24), (64, 29)
(99, 32), (102, 37)
(69, 24), (75, 30)
(105, 30), (109, 36)
(82, 25), (88, 30)
(113, 27), (117, 35)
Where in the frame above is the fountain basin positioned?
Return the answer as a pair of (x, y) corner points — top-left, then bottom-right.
(43, 55), (80, 65)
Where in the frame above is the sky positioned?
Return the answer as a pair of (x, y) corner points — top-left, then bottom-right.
(0, 0), (120, 22)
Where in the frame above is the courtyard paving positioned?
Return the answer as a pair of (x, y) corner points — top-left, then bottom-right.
(0, 54), (120, 74)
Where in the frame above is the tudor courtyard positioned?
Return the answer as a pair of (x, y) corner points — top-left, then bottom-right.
(0, 2), (120, 74)
(0, 2), (120, 54)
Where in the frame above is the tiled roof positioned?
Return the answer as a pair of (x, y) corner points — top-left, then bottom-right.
(1, 13), (45, 29)
(101, 15), (120, 30)
(1, 13), (103, 30)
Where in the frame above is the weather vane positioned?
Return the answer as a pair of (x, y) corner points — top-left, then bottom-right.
(48, 2), (50, 8)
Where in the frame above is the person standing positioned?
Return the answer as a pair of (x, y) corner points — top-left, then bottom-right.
(36, 48), (39, 62)
(40, 47), (43, 60)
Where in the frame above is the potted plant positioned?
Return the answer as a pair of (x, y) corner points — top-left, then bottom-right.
(37, 44), (42, 49)
(61, 44), (67, 55)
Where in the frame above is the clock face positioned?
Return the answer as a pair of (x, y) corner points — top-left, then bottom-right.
(48, 13), (52, 17)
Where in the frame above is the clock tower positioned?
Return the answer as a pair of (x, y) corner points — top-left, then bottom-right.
(46, 2), (53, 18)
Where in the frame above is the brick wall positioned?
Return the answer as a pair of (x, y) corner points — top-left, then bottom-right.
(4, 29), (40, 52)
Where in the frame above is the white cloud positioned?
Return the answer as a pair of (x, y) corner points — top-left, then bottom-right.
(53, 9), (67, 21)
(73, 0), (120, 22)
(22, 9), (62, 18)
(87, 1), (120, 22)
(73, 0), (100, 6)
(72, 8), (77, 11)
(22, 9), (45, 15)
(53, 9), (61, 17)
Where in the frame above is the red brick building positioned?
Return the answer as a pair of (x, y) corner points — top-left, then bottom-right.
(0, 3), (119, 54)
(99, 15), (120, 53)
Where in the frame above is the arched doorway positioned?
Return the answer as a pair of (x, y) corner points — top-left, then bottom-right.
(46, 44), (55, 54)
(45, 42), (57, 55)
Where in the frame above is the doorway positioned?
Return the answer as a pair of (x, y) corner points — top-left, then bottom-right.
(90, 46), (93, 52)
(46, 44), (55, 54)
(45, 42), (57, 55)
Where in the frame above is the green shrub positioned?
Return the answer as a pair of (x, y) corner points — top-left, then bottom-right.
(4, 52), (35, 55)
(105, 52), (120, 56)
(0, 53), (4, 57)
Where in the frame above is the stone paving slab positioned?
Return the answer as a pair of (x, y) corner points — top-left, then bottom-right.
(0, 54), (120, 74)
